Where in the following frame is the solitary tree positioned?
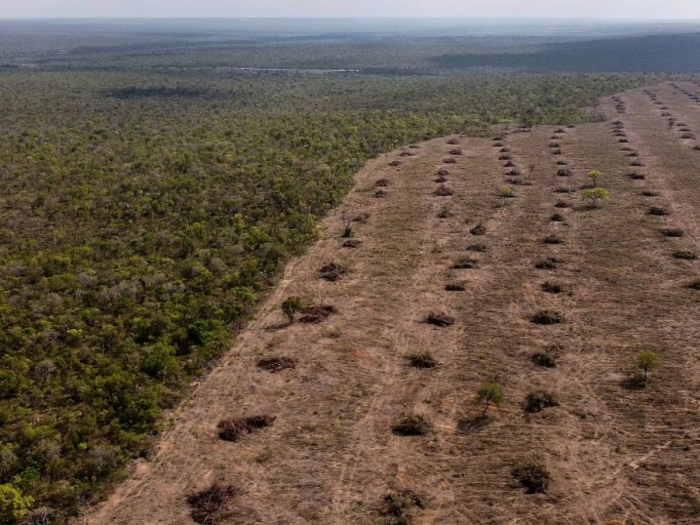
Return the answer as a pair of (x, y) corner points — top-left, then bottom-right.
(281, 296), (305, 324)
(582, 187), (611, 208)
(668, 117), (676, 130)
(587, 170), (601, 187)
(636, 351), (659, 382)
(476, 381), (504, 418)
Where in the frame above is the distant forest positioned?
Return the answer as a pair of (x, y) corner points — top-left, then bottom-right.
(432, 33), (700, 73)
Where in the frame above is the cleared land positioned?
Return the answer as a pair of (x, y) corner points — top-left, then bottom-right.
(88, 83), (700, 524)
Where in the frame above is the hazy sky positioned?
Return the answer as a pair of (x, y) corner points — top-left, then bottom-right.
(2, 0), (700, 20)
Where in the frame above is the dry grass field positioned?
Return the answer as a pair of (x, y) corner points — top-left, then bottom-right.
(85, 83), (700, 525)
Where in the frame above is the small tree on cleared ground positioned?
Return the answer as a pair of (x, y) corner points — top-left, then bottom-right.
(636, 351), (659, 382)
(668, 117), (676, 130)
(476, 381), (504, 418)
(281, 296), (305, 324)
(499, 187), (514, 204)
(582, 187), (611, 208)
(587, 170), (601, 187)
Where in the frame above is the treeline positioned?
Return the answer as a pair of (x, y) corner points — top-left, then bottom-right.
(0, 70), (674, 522)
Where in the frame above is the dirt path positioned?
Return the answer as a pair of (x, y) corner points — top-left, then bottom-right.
(85, 85), (700, 525)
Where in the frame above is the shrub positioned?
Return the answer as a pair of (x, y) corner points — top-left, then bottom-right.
(444, 282), (466, 292)
(392, 415), (429, 436)
(281, 296), (305, 323)
(476, 382), (504, 418)
(524, 390), (560, 413)
(512, 456), (551, 493)
(217, 415), (276, 442)
(550, 214), (564, 222)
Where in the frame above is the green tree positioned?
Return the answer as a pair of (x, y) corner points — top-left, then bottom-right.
(636, 351), (659, 382)
(476, 382), (504, 418)
(281, 296), (305, 324)
(0, 484), (33, 523)
(587, 170), (601, 187)
(582, 187), (611, 208)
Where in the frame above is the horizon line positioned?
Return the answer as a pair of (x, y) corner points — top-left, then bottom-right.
(2, 16), (700, 22)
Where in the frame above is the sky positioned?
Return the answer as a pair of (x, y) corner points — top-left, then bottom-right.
(2, 0), (700, 20)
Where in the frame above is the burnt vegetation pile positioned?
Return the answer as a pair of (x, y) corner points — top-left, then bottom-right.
(217, 415), (276, 442)
(187, 482), (238, 525)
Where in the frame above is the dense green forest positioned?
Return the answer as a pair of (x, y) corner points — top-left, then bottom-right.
(0, 52), (694, 522)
